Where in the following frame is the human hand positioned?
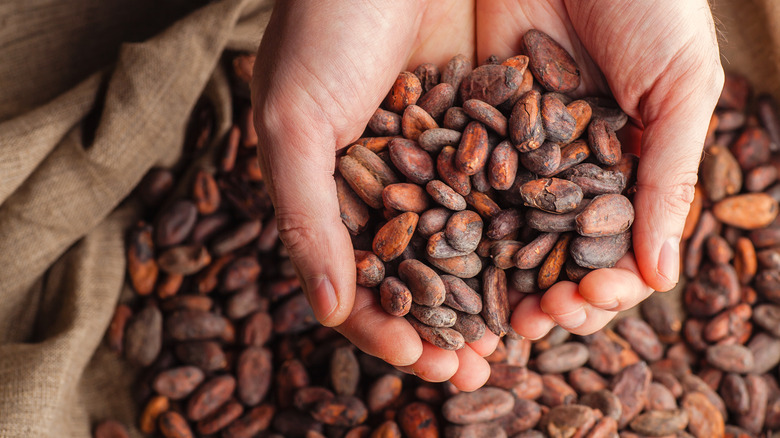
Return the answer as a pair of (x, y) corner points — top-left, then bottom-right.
(476, 0), (724, 337)
(251, 0), (499, 391)
(252, 0), (724, 390)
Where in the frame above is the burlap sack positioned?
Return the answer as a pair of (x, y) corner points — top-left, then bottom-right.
(0, 0), (776, 436)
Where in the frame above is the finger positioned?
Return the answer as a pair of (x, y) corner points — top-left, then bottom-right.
(632, 77), (722, 292)
(449, 347), (491, 391)
(538, 282), (618, 335)
(563, 0), (724, 292)
(251, 0), (427, 326)
(395, 342), (459, 382)
(577, 253), (653, 312)
(406, 0), (476, 68)
(334, 286), (423, 366)
(467, 329), (500, 357)
(510, 294), (557, 340)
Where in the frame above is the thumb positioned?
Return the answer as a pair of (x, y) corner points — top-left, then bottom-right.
(632, 61), (724, 292)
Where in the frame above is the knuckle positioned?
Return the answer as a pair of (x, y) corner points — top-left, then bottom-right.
(275, 212), (317, 259)
(641, 171), (698, 219)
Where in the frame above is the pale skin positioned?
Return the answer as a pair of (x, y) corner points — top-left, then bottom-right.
(252, 0), (724, 391)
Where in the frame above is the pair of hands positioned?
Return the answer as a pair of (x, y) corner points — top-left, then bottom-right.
(251, 0), (724, 391)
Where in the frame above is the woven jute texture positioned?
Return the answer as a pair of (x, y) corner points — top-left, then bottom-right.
(0, 0), (775, 436)
(0, 0), (271, 436)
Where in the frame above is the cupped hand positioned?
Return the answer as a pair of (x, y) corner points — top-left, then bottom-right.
(251, 0), (496, 391)
(477, 0), (724, 338)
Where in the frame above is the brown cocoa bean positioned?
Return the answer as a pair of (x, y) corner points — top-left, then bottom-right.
(125, 304), (162, 367)
(127, 222), (158, 295)
(417, 83), (456, 121)
(443, 387), (515, 424)
(538, 232), (572, 289)
(444, 106), (471, 131)
(520, 141), (562, 177)
(712, 193), (779, 229)
(384, 71), (422, 113)
(222, 404), (275, 438)
(646, 382), (678, 411)
(522, 29), (580, 93)
(379, 276), (413, 317)
(569, 367), (608, 394)
(481, 265), (510, 337)
(509, 89), (545, 152)
(575, 193), (634, 237)
(273, 293), (318, 334)
(427, 252), (482, 278)
(629, 410), (689, 436)
(570, 231), (631, 269)
(410, 303), (456, 328)
(382, 183), (430, 213)
(367, 374), (402, 413)
(156, 200), (198, 247)
(588, 118), (622, 166)
(536, 342), (590, 374)
(106, 304), (132, 353)
(165, 309), (227, 341)
(707, 344), (755, 374)
(521, 178), (583, 213)
(193, 169), (221, 215)
(417, 207), (453, 237)
(372, 212), (419, 262)
(541, 93), (576, 143)
(418, 128), (462, 154)
(414, 62), (440, 93)
(540, 405), (597, 437)
(187, 375), (236, 421)
(94, 420), (130, 438)
(701, 144), (743, 202)
(580, 389), (623, 422)
(438, 146), (472, 196)
(398, 259), (446, 306)
(221, 255), (261, 291)
(615, 316), (664, 362)
(398, 401), (439, 438)
(451, 312), (487, 343)
(402, 104), (438, 141)
(426, 180), (467, 211)
(682, 392), (725, 438)
(562, 162), (627, 197)
(611, 361), (652, 428)
(355, 250), (385, 287)
(459, 64), (524, 107)
(236, 347), (272, 406)
(540, 374), (577, 407)
(442, 275), (482, 314)
(388, 138), (435, 184)
(158, 411), (193, 438)
(407, 317), (465, 351)
(463, 99), (507, 136)
(157, 244), (211, 275)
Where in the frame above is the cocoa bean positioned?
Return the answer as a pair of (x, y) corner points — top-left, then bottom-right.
(523, 29), (580, 93)
(384, 71), (422, 113)
(521, 178), (583, 213)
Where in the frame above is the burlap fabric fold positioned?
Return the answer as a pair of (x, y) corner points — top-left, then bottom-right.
(0, 0), (271, 436)
(0, 0), (776, 436)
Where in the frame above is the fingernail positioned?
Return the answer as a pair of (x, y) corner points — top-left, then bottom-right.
(554, 307), (587, 329)
(596, 298), (620, 311)
(306, 275), (338, 322)
(658, 237), (681, 285)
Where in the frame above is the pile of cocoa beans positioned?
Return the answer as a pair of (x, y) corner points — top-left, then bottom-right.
(94, 41), (780, 438)
(340, 29), (637, 349)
